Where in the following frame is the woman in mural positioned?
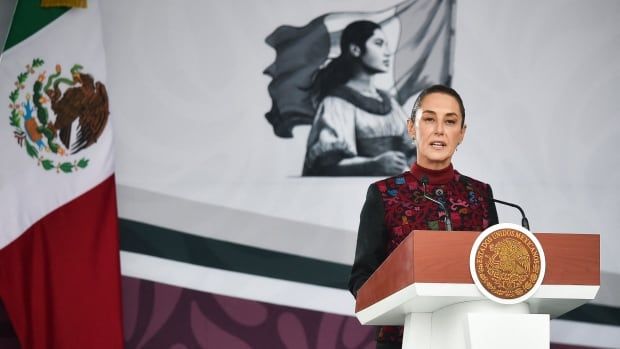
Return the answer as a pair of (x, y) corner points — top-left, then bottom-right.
(302, 20), (415, 176)
(348, 85), (499, 348)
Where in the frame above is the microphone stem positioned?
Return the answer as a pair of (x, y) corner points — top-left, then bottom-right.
(423, 192), (452, 231)
(493, 198), (526, 217)
(493, 198), (530, 230)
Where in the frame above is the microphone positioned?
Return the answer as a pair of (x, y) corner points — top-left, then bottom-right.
(493, 198), (530, 230)
(420, 176), (452, 231)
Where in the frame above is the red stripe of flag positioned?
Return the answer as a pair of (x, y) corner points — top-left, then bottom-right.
(0, 175), (124, 349)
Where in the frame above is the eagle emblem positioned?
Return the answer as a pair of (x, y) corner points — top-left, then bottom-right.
(470, 224), (546, 304)
(8, 58), (109, 173)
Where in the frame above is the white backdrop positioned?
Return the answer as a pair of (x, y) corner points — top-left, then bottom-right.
(100, 0), (620, 346)
(103, 0), (620, 270)
(453, 0), (620, 271)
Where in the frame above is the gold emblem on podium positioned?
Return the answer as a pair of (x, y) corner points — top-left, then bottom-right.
(470, 224), (546, 304)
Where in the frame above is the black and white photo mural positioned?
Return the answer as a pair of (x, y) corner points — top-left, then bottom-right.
(264, 0), (455, 176)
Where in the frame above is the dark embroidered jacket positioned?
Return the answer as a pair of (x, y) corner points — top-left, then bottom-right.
(348, 163), (499, 344)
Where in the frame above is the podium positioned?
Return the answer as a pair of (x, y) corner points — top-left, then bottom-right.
(355, 230), (600, 349)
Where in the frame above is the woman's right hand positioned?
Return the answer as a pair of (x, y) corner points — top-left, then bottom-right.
(373, 151), (408, 175)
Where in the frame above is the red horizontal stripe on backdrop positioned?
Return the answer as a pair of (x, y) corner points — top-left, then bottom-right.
(0, 175), (123, 349)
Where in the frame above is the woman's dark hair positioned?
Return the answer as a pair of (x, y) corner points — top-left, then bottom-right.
(410, 84), (466, 127)
(311, 20), (381, 102)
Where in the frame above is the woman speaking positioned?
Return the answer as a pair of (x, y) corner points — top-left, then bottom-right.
(348, 85), (499, 348)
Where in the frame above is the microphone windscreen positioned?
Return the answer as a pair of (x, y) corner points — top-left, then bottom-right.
(420, 176), (429, 185)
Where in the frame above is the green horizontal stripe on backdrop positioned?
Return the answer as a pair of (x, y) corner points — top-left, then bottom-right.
(4, 0), (68, 51)
(559, 303), (620, 327)
(119, 219), (351, 290)
(119, 219), (620, 327)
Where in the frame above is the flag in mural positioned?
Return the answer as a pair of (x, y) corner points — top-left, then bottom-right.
(0, 2), (123, 348)
(264, 0), (455, 138)
(0, 0), (17, 58)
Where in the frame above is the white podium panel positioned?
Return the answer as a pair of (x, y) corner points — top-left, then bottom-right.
(354, 231), (600, 349)
(467, 313), (549, 349)
(401, 300), (534, 349)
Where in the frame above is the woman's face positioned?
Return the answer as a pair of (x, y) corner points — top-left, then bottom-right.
(407, 92), (466, 170)
(360, 29), (391, 73)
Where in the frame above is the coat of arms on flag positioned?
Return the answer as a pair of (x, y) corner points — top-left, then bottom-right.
(0, 2), (124, 348)
(8, 58), (109, 173)
(263, 0), (456, 138)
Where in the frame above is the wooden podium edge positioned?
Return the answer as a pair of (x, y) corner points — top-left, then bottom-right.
(356, 230), (599, 313)
(355, 230), (416, 313)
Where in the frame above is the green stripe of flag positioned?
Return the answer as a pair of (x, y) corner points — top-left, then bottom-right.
(4, 0), (68, 51)
(119, 218), (352, 290)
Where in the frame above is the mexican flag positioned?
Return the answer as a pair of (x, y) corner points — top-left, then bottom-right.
(0, 1), (124, 348)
